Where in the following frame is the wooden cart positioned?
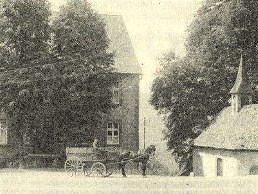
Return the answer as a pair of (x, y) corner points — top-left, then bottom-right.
(65, 147), (127, 177)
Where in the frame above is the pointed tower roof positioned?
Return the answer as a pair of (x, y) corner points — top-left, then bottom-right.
(230, 54), (252, 94)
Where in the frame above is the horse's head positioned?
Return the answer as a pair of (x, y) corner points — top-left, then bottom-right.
(144, 145), (156, 156)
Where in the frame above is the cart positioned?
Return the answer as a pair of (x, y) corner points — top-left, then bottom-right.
(64, 147), (131, 177)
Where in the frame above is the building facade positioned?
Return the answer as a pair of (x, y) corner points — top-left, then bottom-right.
(193, 55), (258, 177)
(98, 15), (141, 151)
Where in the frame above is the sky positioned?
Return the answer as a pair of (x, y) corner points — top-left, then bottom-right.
(50, 0), (204, 149)
(50, 0), (203, 81)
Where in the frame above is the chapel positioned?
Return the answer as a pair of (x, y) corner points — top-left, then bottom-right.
(193, 54), (258, 176)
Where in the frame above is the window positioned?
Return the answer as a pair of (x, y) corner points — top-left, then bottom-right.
(217, 158), (223, 176)
(0, 121), (7, 145)
(107, 122), (119, 145)
(112, 81), (120, 104)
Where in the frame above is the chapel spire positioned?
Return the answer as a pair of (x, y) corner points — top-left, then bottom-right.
(230, 53), (253, 113)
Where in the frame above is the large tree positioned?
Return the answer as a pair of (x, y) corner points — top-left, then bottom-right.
(151, 0), (258, 175)
(0, 0), (51, 69)
(51, 0), (114, 146)
(0, 0), (114, 162)
(0, 0), (52, 162)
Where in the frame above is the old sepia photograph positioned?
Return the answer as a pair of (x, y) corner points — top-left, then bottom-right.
(0, 0), (257, 193)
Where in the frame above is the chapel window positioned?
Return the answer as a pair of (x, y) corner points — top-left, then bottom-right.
(217, 158), (223, 176)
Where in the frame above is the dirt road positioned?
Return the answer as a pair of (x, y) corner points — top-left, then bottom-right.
(0, 169), (257, 194)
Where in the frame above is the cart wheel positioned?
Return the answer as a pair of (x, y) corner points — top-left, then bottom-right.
(91, 162), (106, 177)
(65, 157), (83, 177)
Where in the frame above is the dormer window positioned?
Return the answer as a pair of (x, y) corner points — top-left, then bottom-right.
(112, 81), (120, 105)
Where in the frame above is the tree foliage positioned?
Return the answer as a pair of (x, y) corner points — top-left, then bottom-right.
(0, 0), (114, 156)
(49, 0), (115, 146)
(52, 0), (113, 74)
(151, 0), (258, 175)
(0, 0), (52, 156)
(0, 0), (51, 69)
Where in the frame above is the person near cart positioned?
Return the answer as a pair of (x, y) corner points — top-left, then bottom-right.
(93, 138), (107, 159)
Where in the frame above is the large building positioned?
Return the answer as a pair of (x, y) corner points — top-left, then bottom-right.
(98, 15), (141, 151)
(0, 15), (141, 165)
(193, 55), (258, 177)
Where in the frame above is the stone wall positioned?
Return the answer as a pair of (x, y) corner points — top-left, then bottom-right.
(0, 145), (18, 160)
(102, 73), (140, 151)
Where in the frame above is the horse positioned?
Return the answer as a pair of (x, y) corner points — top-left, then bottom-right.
(118, 145), (156, 177)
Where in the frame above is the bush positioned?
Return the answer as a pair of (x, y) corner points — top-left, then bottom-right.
(146, 152), (179, 176)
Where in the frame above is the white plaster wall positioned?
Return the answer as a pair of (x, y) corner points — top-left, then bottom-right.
(235, 152), (258, 175)
(193, 147), (258, 177)
(199, 149), (238, 177)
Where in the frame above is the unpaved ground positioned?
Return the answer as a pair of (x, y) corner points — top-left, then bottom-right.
(0, 169), (257, 194)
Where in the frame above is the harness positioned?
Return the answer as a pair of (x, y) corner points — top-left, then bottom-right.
(106, 153), (150, 165)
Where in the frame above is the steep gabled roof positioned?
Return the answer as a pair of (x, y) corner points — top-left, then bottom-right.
(194, 104), (258, 150)
(101, 14), (141, 74)
(230, 55), (252, 94)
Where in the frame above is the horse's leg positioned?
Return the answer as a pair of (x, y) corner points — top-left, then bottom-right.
(119, 161), (127, 177)
(121, 164), (126, 177)
(141, 162), (147, 177)
(119, 151), (131, 177)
